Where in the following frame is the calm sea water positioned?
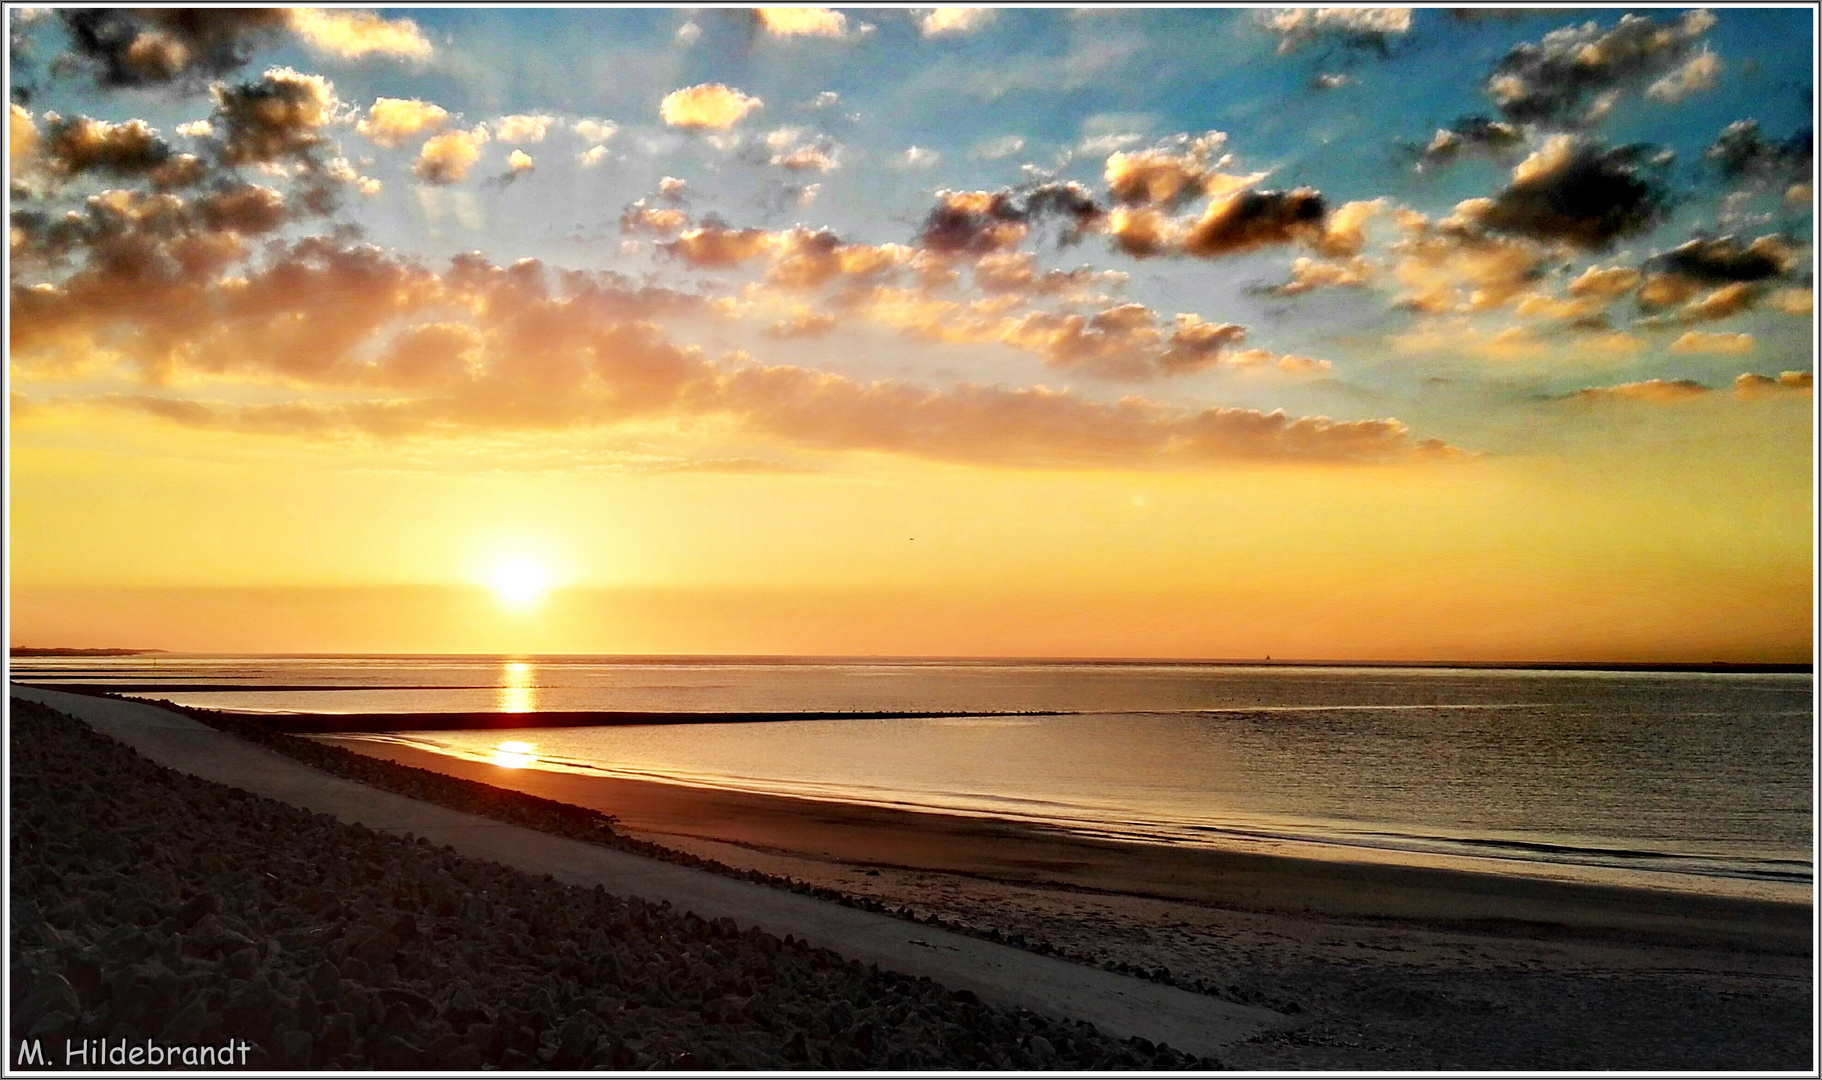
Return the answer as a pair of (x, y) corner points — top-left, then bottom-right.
(13, 655), (1814, 901)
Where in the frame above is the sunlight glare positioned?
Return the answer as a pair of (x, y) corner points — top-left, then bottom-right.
(492, 740), (538, 768)
(490, 558), (551, 610)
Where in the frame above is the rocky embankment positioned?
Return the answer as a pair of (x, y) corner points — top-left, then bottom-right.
(9, 698), (1217, 1070)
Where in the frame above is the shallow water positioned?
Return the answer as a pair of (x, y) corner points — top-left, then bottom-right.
(13, 655), (1813, 900)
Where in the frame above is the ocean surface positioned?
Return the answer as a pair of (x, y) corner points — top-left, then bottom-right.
(12, 654), (1814, 901)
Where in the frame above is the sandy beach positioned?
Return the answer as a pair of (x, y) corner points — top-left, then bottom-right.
(327, 736), (1814, 1070)
(11, 696), (1220, 1070)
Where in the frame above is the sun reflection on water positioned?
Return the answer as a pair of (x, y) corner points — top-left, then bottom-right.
(497, 660), (537, 714)
(492, 740), (539, 768)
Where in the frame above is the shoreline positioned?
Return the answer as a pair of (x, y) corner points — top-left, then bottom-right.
(12, 653), (1813, 672)
(321, 736), (1811, 954)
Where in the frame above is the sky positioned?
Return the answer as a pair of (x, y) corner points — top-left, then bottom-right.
(6, 5), (1815, 661)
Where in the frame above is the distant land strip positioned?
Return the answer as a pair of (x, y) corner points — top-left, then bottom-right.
(9, 647), (167, 657)
(12, 683), (497, 693)
(8, 688), (1072, 733)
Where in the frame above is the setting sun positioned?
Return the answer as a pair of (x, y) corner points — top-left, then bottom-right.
(489, 559), (551, 610)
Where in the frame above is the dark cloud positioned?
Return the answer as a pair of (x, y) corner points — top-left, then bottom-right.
(38, 114), (177, 181)
(1412, 116), (1523, 171)
(56, 9), (289, 90)
(1646, 234), (1801, 284)
(915, 182), (1104, 254)
(1486, 10), (1717, 127)
(1182, 188), (1325, 259)
(1477, 138), (1671, 249)
(211, 68), (337, 169)
(1706, 120), (1813, 184)
(1256, 8), (1412, 59)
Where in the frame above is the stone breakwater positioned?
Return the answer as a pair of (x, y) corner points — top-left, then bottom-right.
(9, 698), (1218, 1070)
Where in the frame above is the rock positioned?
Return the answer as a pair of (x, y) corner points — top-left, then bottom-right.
(352, 930), (400, 968)
(159, 997), (223, 1046)
(275, 1029), (313, 1067)
(22, 971), (82, 1020)
(550, 1010), (601, 1069)
(1029, 1034), (1055, 1059)
(25, 1010), (75, 1045)
(176, 891), (216, 930)
(308, 960), (342, 1001)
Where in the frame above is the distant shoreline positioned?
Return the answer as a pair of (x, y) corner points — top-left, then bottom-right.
(8, 647), (167, 657)
(8, 651), (1812, 673)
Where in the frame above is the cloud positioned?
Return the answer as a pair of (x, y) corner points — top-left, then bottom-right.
(620, 200), (689, 236)
(971, 135), (1026, 160)
(660, 84), (763, 130)
(1486, 10), (1718, 127)
(10, 103), (37, 163)
(1182, 187), (1325, 259)
(579, 146), (609, 168)
(1644, 49), (1721, 104)
(1668, 329), (1754, 354)
(919, 8), (995, 36)
(1258, 8), (1412, 56)
(35, 114), (177, 183)
(1269, 256), (1374, 296)
(505, 149), (535, 175)
(356, 97), (448, 147)
(1414, 117), (1523, 172)
(662, 222), (778, 266)
(915, 183), (1103, 254)
(658, 176), (688, 201)
(211, 67), (340, 170)
(52, 9), (428, 90)
(16, 238), (1453, 467)
(1229, 349), (1335, 375)
(1476, 137), (1670, 249)
(763, 306), (838, 338)
(897, 146), (941, 169)
(1766, 288), (1813, 317)
(494, 114), (556, 144)
(675, 21), (702, 46)
(55, 9), (290, 88)
(1566, 265), (1641, 299)
(573, 119), (618, 144)
(284, 8), (433, 61)
(1389, 212), (1552, 314)
(754, 8), (851, 38)
(412, 126), (490, 185)
(765, 129), (841, 172)
(1104, 132), (1229, 207)
(1645, 234), (1800, 283)
(1734, 371), (1814, 397)
(1707, 120), (1813, 185)
(1571, 378), (1711, 403)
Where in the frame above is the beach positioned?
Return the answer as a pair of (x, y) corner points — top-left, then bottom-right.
(10, 696), (1218, 1070)
(329, 736), (1814, 1070)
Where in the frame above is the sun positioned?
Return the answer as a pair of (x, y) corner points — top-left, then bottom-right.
(489, 558), (551, 610)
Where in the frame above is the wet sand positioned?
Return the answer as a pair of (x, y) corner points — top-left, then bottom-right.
(324, 739), (1808, 948)
(322, 738), (1813, 1069)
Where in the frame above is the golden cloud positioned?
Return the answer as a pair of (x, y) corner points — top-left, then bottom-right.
(495, 114), (556, 144)
(660, 84), (763, 130)
(285, 8), (433, 60)
(1668, 330), (1755, 354)
(412, 126), (489, 185)
(356, 97), (448, 147)
(755, 8), (849, 38)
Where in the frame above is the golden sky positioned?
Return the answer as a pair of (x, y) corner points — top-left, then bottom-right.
(7, 7), (1815, 660)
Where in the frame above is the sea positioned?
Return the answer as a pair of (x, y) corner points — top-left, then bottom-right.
(11, 654), (1814, 902)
